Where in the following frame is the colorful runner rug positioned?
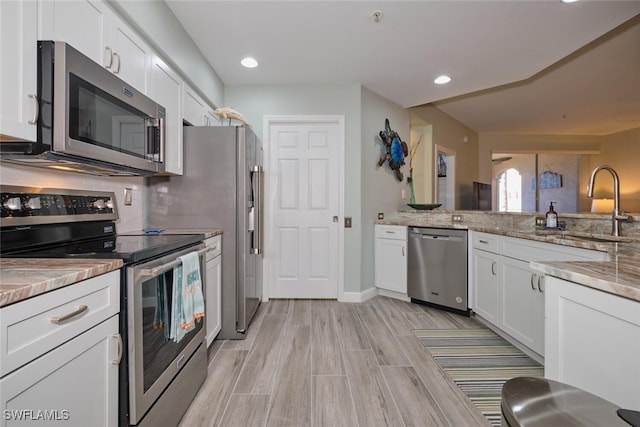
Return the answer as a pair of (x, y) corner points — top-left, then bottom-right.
(413, 328), (544, 427)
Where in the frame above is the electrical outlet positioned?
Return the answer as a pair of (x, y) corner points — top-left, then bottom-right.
(535, 217), (546, 226)
(345, 217), (352, 228)
(452, 214), (463, 222)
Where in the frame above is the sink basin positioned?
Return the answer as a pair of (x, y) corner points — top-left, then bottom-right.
(535, 230), (634, 243)
(558, 233), (633, 243)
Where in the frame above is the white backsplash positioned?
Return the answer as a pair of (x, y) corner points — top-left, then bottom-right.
(0, 164), (146, 232)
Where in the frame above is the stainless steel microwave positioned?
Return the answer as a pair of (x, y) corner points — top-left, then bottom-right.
(0, 41), (165, 176)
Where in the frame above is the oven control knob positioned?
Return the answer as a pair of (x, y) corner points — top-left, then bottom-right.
(93, 199), (106, 210)
(3, 197), (21, 211)
(106, 199), (114, 209)
(26, 197), (41, 210)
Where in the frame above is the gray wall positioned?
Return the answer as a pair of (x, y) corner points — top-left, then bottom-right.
(224, 84), (365, 294)
(225, 84), (410, 294)
(361, 87), (410, 291)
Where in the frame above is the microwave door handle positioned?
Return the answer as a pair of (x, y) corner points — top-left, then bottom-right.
(158, 117), (165, 163)
(138, 246), (211, 277)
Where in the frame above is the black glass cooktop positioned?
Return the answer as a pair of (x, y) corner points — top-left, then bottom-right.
(4, 230), (204, 264)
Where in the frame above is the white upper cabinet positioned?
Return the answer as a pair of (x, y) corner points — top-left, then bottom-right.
(39, 0), (110, 65)
(38, 0), (151, 93)
(0, 0), (38, 141)
(184, 84), (218, 126)
(149, 55), (183, 175)
(183, 85), (207, 126)
(105, 15), (151, 93)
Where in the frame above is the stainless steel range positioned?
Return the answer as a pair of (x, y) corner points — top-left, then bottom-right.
(0, 185), (209, 427)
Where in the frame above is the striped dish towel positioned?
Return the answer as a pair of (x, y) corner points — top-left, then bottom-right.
(170, 252), (205, 343)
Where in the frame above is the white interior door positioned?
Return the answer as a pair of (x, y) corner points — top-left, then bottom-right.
(266, 117), (342, 298)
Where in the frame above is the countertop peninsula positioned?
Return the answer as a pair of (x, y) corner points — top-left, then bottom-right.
(378, 209), (640, 302)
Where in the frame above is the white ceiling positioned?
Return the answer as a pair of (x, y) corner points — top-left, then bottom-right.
(166, 1), (640, 136)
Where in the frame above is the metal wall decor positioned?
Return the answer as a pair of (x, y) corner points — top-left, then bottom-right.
(377, 118), (408, 181)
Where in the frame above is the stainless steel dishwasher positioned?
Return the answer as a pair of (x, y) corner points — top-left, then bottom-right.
(407, 227), (469, 315)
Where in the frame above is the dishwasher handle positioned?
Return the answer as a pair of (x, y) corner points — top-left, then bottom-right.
(409, 228), (465, 242)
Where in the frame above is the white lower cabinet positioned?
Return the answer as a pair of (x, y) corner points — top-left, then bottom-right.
(204, 235), (222, 347)
(374, 225), (407, 295)
(471, 231), (607, 357)
(472, 248), (500, 324)
(1, 316), (120, 427)
(500, 257), (544, 355)
(0, 271), (121, 427)
(545, 276), (640, 410)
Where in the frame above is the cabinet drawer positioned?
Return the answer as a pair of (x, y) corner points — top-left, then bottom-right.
(0, 270), (120, 377)
(204, 234), (222, 259)
(375, 225), (407, 240)
(472, 231), (500, 252)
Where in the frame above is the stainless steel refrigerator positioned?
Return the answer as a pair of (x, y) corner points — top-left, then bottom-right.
(148, 126), (263, 339)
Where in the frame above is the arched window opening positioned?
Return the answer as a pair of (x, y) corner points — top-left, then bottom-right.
(498, 168), (522, 212)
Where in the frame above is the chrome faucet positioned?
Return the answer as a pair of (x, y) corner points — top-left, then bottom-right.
(587, 165), (629, 236)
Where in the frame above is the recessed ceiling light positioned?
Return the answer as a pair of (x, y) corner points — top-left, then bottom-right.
(241, 57), (258, 68)
(434, 75), (452, 85)
(560, 0), (579, 3)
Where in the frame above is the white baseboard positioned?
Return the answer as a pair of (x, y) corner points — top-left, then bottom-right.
(339, 287), (411, 303)
(376, 288), (411, 302)
(340, 286), (378, 303)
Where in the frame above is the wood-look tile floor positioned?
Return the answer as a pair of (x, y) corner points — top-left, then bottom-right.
(179, 296), (491, 427)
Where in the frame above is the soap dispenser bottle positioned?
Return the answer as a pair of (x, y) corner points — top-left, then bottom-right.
(546, 201), (558, 228)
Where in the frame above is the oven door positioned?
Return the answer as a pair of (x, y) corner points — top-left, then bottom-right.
(127, 243), (207, 425)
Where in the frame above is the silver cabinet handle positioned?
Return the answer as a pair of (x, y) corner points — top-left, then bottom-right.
(491, 261), (496, 275)
(537, 275), (544, 293)
(50, 305), (88, 324)
(402, 246), (405, 256)
(104, 46), (113, 69)
(113, 51), (121, 73)
(27, 94), (39, 124)
(385, 230), (396, 234)
(479, 239), (489, 244)
(112, 333), (123, 365)
(530, 274), (537, 291)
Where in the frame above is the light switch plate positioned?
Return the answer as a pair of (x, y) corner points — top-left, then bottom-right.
(124, 188), (133, 206)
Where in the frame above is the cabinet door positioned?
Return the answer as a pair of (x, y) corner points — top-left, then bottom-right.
(205, 254), (222, 347)
(204, 108), (217, 126)
(374, 238), (407, 294)
(1, 316), (120, 427)
(183, 85), (206, 126)
(0, 0), (38, 141)
(107, 15), (151, 93)
(501, 257), (544, 355)
(149, 55), (183, 175)
(38, 0), (111, 66)
(545, 276), (640, 409)
(472, 248), (500, 323)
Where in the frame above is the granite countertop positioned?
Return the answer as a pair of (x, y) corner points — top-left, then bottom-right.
(531, 258), (640, 302)
(0, 258), (123, 308)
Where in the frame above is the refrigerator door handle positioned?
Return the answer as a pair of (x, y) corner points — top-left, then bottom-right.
(251, 165), (264, 254)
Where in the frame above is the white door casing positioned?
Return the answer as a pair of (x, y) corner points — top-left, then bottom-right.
(263, 116), (345, 299)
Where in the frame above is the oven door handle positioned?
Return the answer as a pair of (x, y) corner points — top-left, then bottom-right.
(138, 247), (211, 277)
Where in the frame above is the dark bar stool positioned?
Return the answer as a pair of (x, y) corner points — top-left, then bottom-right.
(501, 377), (637, 427)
